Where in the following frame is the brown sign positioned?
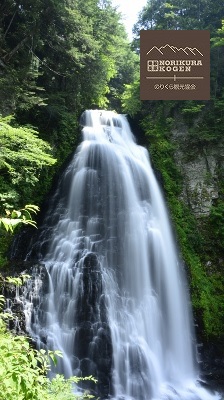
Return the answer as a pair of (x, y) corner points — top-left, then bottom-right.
(140, 30), (210, 100)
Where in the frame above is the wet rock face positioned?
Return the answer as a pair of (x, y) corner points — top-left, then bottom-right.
(180, 154), (218, 215)
(75, 253), (113, 399)
(5, 297), (27, 335)
(200, 341), (224, 395)
(76, 253), (103, 323)
(172, 126), (222, 216)
(0, 263), (48, 336)
(0, 264), (28, 336)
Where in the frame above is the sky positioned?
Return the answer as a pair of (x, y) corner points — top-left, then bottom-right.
(111, 0), (148, 40)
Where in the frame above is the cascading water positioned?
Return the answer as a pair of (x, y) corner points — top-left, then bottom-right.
(24, 110), (220, 400)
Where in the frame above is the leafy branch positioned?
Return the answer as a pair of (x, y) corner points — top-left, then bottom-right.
(0, 204), (40, 233)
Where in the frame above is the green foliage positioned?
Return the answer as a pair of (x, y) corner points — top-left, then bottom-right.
(107, 42), (139, 111)
(0, 0), (135, 115)
(0, 114), (56, 270)
(182, 251), (224, 337)
(121, 74), (142, 117)
(0, 279), (96, 400)
(0, 204), (40, 269)
(0, 116), (56, 185)
(141, 107), (182, 196)
(0, 116), (56, 208)
(48, 375), (97, 400)
(133, 0), (223, 33)
(176, 100), (224, 159)
(0, 324), (96, 399)
(181, 103), (205, 115)
(211, 20), (224, 47)
(209, 200), (224, 247)
(0, 205), (39, 233)
(4, 275), (31, 287)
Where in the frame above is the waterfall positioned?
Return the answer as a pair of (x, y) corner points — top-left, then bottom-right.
(25, 110), (220, 400)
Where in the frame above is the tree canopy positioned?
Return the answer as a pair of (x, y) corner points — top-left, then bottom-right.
(0, 116), (56, 210)
(0, 0), (136, 115)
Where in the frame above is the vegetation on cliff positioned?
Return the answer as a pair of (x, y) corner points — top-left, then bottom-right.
(138, 105), (224, 338)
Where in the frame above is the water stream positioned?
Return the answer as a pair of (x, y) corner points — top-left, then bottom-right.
(25, 110), (220, 399)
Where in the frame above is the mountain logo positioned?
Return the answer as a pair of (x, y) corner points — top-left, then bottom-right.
(146, 44), (203, 57)
(140, 30), (210, 100)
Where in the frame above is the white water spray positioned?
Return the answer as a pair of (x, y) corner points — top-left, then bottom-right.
(26, 110), (220, 400)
